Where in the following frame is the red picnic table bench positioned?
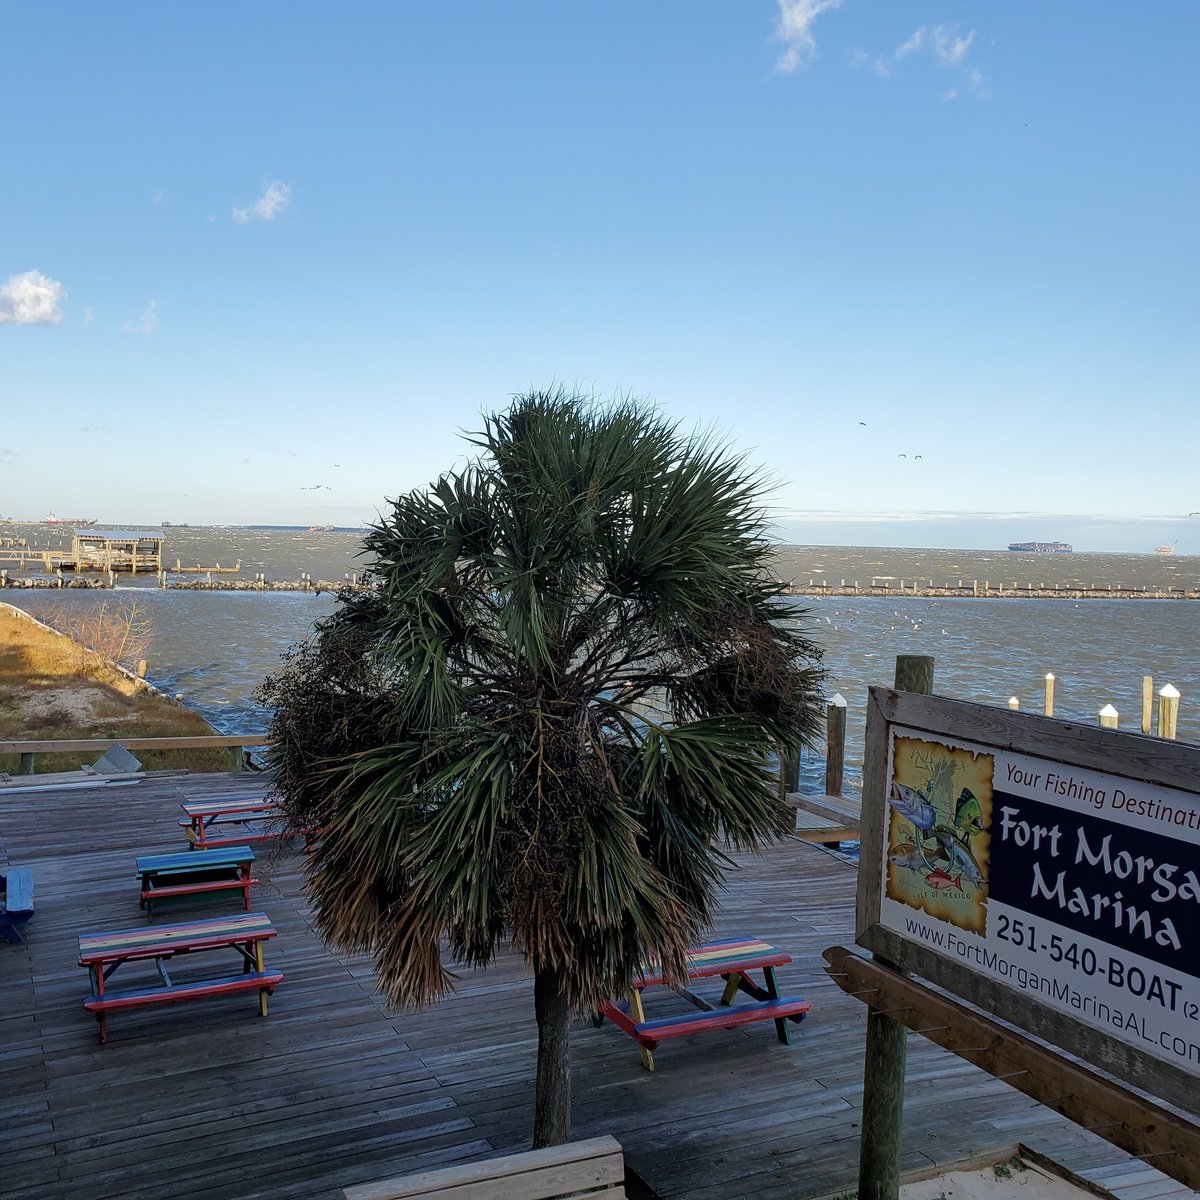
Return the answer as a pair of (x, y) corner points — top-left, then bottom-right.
(179, 794), (315, 851)
(598, 935), (810, 1071)
(78, 911), (283, 1043)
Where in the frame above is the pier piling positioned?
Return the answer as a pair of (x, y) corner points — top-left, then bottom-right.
(1157, 684), (1180, 740)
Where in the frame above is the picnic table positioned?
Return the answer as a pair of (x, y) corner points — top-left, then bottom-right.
(136, 845), (257, 917)
(78, 911), (283, 1043)
(180, 794), (314, 851)
(599, 935), (811, 1071)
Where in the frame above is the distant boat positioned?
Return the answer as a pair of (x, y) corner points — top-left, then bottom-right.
(44, 512), (97, 527)
(1007, 541), (1072, 553)
(1155, 542), (1177, 555)
(308, 524), (334, 533)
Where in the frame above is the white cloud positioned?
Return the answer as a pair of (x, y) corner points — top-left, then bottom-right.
(123, 299), (158, 335)
(879, 24), (984, 94)
(0, 269), (67, 325)
(931, 25), (974, 66)
(233, 180), (293, 223)
(83, 306), (94, 327)
(774, 0), (842, 73)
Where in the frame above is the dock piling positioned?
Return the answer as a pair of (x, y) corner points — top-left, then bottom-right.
(1157, 684), (1180, 740)
(824, 694), (847, 797)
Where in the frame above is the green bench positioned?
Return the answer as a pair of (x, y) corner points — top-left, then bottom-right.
(0, 868), (34, 944)
(136, 846), (257, 917)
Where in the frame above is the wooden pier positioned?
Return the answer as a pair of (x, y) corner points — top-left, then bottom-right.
(1, 771), (1191, 1200)
(788, 789), (861, 844)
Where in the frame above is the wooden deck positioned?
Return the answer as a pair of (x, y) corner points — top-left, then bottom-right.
(1, 773), (1194, 1200)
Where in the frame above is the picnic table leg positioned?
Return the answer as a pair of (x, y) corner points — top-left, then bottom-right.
(719, 971), (742, 1007)
(628, 988), (655, 1072)
(241, 862), (252, 911)
(92, 965), (108, 1044)
(255, 940), (269, 1016)
(764, 965), (791, 1045)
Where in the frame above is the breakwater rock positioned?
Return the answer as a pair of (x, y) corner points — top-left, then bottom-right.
(784, 582), (1200, 600)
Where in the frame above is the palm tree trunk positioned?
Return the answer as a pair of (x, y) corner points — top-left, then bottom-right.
(532, 965), (572, 1148)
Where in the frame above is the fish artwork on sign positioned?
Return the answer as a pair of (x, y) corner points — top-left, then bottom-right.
(954, 787), (984, 832)
(931, 824), (986, 889)
(887, 734), (993, 937)
(888, 840), (936, 871)
(888, 781), (937, 832)
(924, 868), (963, 892)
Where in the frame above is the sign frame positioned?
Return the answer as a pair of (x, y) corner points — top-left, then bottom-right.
(856, 686), (1200, 1117)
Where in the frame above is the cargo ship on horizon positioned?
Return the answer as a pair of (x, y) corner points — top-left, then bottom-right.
(43, 511), (97, 527)
(1007, 541), (1072, 553)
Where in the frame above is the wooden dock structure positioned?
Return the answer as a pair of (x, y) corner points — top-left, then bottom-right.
(1, 772), (1194, 1200)
(0, 530), (165, 575)
(788, 790), (862, 844)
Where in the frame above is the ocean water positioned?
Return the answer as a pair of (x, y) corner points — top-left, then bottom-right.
(4, 528), (1198, 794)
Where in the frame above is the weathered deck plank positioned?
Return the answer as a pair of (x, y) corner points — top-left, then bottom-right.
(0, 773), (1194, 1200)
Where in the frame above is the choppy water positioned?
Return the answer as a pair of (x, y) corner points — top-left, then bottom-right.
(4, 528), (1198, 793)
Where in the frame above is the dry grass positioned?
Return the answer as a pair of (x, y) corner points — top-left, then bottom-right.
(0, 606), (231, 774)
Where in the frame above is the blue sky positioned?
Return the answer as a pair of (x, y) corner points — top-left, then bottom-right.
(3, 2), (1197, 551)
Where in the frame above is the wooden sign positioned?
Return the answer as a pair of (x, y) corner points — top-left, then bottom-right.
(856, 687), (1200, 1116)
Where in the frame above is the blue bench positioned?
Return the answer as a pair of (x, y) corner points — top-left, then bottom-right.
(0, 868), (34, 944)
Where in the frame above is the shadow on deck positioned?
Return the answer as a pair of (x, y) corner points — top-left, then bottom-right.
(0, 773), (1192, 1200)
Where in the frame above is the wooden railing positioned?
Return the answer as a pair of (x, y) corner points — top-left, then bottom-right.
(0, 734), (273, 776)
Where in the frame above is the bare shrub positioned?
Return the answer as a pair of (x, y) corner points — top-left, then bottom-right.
(34, 599), (154, 676)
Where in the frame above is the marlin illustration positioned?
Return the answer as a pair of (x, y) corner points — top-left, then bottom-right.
(931, 823), (985, 889)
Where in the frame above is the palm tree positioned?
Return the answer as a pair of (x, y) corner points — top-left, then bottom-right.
(258, 388), (826, 1147)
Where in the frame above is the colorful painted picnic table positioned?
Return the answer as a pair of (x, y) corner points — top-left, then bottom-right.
(180, 794), (302, 850)
(78, 911), (282, 1043)
(599, 935), (811, 1071)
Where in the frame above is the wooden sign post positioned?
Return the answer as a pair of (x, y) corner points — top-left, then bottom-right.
(857, 656), (932, 1200)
